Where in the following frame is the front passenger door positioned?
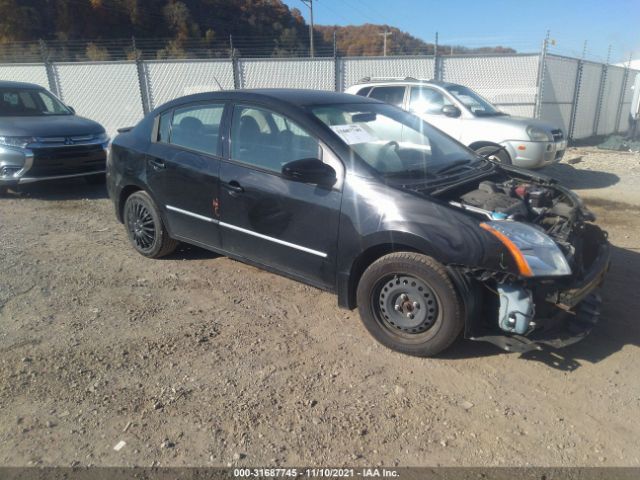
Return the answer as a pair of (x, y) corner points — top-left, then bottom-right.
(408, 86), (463, 139)
(218, 105), (342, 288)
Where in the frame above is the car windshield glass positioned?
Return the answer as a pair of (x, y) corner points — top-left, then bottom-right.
(0, 88), (71, 116)
(311, 103), (480, 179)
(445, 85), (504, 116)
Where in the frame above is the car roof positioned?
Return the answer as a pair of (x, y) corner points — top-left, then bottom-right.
(152, 88), (380, 114)
(350, 78), (459, 89)
(0, 80), (46, 90)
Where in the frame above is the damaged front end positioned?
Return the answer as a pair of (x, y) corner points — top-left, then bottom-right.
(432, 167), (611, 352)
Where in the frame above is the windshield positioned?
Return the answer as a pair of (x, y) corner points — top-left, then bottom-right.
(311, 103), (481, 180)
(445, 85), (504, 117)
(0, 88), (71, 116)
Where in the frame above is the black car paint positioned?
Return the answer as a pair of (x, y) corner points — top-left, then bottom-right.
(107, 90), (606, 350)
(108, 91), (513, 300)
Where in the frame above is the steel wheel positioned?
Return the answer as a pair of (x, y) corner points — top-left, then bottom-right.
(374, 275), (440, 335)
(125, 197), (156, 252)
(357, 252), (463, 357)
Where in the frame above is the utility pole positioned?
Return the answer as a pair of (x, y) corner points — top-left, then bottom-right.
(301, 0), (315, 58)
(378, 30), (392, 56)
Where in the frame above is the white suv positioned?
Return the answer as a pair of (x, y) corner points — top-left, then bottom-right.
(345, 78), (566, 169)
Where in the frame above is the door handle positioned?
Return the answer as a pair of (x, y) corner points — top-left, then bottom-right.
(224, 181), (244, 196)
(148, 158), (165, 170)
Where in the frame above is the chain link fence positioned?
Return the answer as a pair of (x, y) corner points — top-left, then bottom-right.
(0, 50), (638, 139)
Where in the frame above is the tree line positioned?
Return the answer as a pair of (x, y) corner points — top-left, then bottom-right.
(0, 0), (515, 60)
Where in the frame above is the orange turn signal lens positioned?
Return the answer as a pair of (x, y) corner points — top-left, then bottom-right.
(517, 145), (526, 151)
(480, 223), (534, 277)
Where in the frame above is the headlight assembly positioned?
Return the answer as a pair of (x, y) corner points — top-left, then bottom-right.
(526, 126), (551, 142)
(480, 221), (572, 277)
(0, 136), (35, 149)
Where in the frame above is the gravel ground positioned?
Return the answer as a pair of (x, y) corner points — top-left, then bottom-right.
(543, 147), (640, 205)
(1, 151), (640, 468)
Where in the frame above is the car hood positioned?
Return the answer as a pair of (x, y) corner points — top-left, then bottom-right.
(476, 114), (561, 135)
(0, 115), (105, 137)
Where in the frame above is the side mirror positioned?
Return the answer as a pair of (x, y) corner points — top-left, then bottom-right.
(282, 158), (336, 186)
(442, 105), (461, 118)
(67, 106), (76, 114)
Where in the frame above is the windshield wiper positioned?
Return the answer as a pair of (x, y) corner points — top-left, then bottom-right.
(383, 168), (433, 179)
(433, 159), (475, 175)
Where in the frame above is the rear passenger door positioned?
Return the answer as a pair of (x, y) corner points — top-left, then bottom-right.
(146, 102), (226, 249)
(218, 104), (343, 288)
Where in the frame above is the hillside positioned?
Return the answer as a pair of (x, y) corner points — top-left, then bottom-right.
(0, 0), (515, 60)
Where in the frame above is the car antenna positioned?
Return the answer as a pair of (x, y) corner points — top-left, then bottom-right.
(212, 76), (224, 91)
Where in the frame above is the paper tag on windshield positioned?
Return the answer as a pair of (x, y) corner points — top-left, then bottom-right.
(330, 124), (375, 145)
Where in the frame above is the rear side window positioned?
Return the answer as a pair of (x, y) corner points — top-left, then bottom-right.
(161, 103), (224, 156)
(368, 86), (406, 107)
(355, 86), (373, 97)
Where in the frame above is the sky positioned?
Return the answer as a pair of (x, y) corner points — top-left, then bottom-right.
(285, 0), (640, 63)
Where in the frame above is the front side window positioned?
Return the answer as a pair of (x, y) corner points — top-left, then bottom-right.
(157, 111), (172, 143)
(168, 103), (224, 155)
(230, 106), (320, 173)
(0, 88), (71, 116)
(409, 87), (452, 115)
(368, 86), (406, 107)
(311, 103), (479, 179)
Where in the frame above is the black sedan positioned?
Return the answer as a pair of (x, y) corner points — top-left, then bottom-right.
(0, 81), (108, 193)
(107, 89), (609, 357)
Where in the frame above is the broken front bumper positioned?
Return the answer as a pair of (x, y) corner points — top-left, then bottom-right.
(471, 240), (611, 353)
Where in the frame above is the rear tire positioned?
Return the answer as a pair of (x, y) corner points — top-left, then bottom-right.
(356, 252), (463, 357)
(474, 145), (512, 165)
(123, 191), (178, 258)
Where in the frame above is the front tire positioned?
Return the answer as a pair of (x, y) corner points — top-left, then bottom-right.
(474, 145), (512, 165)
(356, 252), (463, 357)
(123, 191), (178, 258)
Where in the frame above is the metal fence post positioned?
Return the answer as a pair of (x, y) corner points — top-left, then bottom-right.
(592, 46), (611, 136)
(592, 63), (608, 136)
(614, 65), (630, 133)
(39, 40), (61, 98)
(132, 38), (152, 114)
(231, 57), (240, 90)
(333, 32), (341, 92)
(534, 31), (550, 119)
(567, 58), (584, 142)
(433, 32), (441, 81)
(230, 35), (240, 90)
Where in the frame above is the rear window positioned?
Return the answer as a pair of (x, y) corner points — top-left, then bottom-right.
(355, 86), (373, 97)
(368, 86), (406, 107)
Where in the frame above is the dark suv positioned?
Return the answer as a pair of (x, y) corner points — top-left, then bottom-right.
(107, 89), (609, 357)
(0, 81), (108, 193)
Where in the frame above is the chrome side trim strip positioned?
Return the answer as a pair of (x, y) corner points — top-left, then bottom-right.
(17, 169), (105, 184)
(165, 205), (327, 258)
(218, 221), (328, 258)
(166, 205), (219, 223)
